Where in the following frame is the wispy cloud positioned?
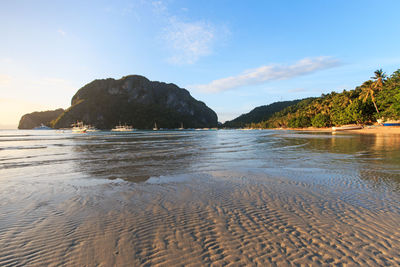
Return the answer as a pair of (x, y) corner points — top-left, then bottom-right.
(163, 17), (215, 64)
(152, 1), (167, 14)
(192, 57), (341, 93)
(152, 1), (223, 65)
(57, 29), (66, 36)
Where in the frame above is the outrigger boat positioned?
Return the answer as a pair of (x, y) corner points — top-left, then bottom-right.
(111, 123), (134, 132)
(71, 121), (87, 133)
(86, 125), (99, 132)
(332, 125), (363, 131)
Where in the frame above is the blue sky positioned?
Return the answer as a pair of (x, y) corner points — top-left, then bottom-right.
(1, 0), (400, 127)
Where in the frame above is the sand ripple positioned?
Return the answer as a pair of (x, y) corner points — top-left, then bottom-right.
(1, 171), (399, 266)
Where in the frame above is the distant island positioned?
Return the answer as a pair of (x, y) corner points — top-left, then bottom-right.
(224, 69), (400, 129)
(18, 109), (64, 129)
(19, 75), (218, 129)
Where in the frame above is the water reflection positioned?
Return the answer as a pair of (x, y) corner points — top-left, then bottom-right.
(5, 129), (398, 191)
(71, 130), (400, 192)
(72, 131), (218, 182)
(284, 132), (400, 191)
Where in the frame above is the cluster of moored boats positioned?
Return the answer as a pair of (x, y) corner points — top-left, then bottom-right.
(68, 122), (196, 133)
(71, 122), (136, 133)
(35, 120), (400, 133)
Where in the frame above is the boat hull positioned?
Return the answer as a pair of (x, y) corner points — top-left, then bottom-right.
(332, 125), (363, 131)
(382, 123), (400, 126)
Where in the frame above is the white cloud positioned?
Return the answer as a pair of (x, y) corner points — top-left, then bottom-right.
(192, 57), (341, 93)
(152, 1), (167, 14)
(57, 29), (66, 36)
(164, 17), (215, 64)
(151, 0), (220, 65)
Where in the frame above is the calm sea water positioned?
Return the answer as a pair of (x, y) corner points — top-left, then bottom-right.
(2, 129), (399, 187)
(1, 129), (400, 265)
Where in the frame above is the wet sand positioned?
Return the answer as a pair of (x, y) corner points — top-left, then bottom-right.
(1, 170), (400, 266)
(1, 130), (400, 266)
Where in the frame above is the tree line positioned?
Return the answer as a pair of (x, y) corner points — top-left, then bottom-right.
(247, 69), (400, 129)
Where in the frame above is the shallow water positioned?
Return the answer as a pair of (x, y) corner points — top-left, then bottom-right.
(1, 130), (400, 266)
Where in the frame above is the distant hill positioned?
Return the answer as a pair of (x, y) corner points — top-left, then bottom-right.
(223, 100), (303, 128)
(18, 109), (64, 129)
(52, 75), (218, 129)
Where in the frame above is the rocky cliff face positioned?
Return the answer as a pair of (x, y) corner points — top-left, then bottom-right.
(52, 75), (218, 129)
(18, 109), (64, 129)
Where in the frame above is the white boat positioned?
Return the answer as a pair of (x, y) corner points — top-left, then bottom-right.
(34, 124), (52, 130)
(71, 121), (87, 133)
(332, 125), (363, 131)
(86, 125), (99, 132)
(153, 122), (158, 131)
(111, 123), (134, 132)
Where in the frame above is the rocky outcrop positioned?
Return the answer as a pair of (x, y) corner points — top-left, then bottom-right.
(18, 109), (64, 129)
(52, 75), (218, 129)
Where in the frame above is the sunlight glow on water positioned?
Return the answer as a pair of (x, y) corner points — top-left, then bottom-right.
(1, 129), (399, 189)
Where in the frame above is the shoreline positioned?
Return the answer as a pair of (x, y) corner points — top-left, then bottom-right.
(272, 125), (400, 134)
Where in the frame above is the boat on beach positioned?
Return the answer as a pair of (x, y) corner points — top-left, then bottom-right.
(382, 120), (400, 126)
(332, 125), (363, 131)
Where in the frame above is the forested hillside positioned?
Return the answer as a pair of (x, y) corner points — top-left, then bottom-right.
(223, 100), (303, 128)
(247, 69), (400, 128)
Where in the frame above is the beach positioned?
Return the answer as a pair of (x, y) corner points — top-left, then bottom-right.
(1, 129), (400, 266)
(276, 126), (400, 135)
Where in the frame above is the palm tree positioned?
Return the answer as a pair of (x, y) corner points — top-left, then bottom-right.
(359, 80), (379, 114)
(371, 69), (387, 90)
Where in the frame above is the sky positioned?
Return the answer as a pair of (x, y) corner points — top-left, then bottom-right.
(1, 0), (400, 128)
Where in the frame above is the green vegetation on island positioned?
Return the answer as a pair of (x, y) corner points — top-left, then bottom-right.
(223, 99), (303, 128)
(51, 75), (218, 129)
(232, 69), (400, 129)
(19, 75), (218, 130)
